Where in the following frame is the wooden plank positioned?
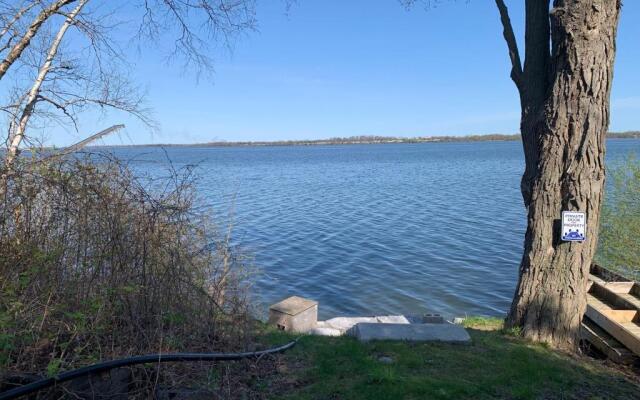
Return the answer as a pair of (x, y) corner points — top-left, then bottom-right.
(601, 309), (637, 323)
(604, 282), (635, 294)
(581, 318), (636, 364)
(591, 264), (631, 283)
(619, 293), (640, 310)
(589, 273), (607, 285)
(586, 295), (640, 356)
(587, 294), (611, 312)
(585, 264), (640, 357)
(622, 322), (640, 335)
(588, 274), (634, 294)
(589, 280), (640, 312)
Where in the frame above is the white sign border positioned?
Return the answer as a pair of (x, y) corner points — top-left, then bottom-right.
(561, 211), (586, 242)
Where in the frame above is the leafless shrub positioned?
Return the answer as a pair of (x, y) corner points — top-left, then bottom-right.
(0, 151), (261, 397)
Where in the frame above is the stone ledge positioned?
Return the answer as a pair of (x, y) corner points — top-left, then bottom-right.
(347, 322), (471, 343)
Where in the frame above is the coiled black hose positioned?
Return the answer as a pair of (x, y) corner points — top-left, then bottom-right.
(0, 340), (297, 400)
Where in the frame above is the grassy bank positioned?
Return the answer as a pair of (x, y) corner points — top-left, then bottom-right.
(258, 318), (639, 400)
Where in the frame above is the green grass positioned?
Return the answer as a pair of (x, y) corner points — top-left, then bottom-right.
(258, 318), (639, 400)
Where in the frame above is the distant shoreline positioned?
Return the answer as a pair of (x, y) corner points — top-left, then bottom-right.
(93, 132), (640, 149)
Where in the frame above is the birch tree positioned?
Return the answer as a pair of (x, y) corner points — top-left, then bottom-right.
(0, 0), (256, 182)
(3, 0), (87, 169)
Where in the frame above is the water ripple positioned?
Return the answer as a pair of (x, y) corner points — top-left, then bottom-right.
(112, 139), (640, 319)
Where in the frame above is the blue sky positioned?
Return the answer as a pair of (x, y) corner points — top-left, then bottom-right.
(48, 0), (640, 145)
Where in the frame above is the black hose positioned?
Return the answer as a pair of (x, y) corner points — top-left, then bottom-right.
(0, 340), (297, 400)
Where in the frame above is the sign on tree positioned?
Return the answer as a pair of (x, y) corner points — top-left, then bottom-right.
(561, 211), (586, 242)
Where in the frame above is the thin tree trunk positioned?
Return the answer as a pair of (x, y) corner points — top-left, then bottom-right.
(0, 0), (77, 81)
(500, 0), (621, 349)
(1, 0), (86, 195)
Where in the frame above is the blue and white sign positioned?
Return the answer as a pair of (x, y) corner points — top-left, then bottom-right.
(561, 211), (586, 242)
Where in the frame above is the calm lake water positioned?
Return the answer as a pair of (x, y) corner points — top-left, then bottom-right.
(111, 139), (640, 319)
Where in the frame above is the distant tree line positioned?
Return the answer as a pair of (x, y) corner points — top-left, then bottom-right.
(100, 131), (640, 148)
(608, 131), (640, 139)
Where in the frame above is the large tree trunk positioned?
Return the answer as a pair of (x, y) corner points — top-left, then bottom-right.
(501, 0), (621, 350)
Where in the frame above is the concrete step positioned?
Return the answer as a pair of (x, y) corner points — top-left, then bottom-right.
(347, 322), (471, 343)
(311, 315), (410, 336)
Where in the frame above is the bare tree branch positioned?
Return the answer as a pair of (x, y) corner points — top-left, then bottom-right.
(137, 0), (257, 74)
(0, 0), (78, 81)
(0, 0), (40, 41)
(35, 93), (78, 127)
(495, 0), (523, 91)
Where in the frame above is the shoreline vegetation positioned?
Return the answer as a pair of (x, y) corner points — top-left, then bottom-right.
(92, 131), (640, 149)
(1, 140), (634, 399)
(0, 154), (256, 397)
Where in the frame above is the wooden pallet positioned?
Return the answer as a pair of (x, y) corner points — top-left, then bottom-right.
(581, 317), (636, 364)
(584, 265), (640, 362)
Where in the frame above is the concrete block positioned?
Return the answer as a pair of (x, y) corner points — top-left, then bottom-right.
(268, 296), (318, 333)
(422, 313), (445, 324)
(312, 315), (411, 336)
(348, 323), (471, 343)
(309, 326), (343, 336)
(376, 315), (410, 324)
(321, 317), (377, 332)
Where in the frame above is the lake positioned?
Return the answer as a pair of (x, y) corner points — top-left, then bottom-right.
(111, 139), (640, 320)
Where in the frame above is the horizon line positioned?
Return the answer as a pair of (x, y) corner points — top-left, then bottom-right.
(82, 131), (640, 149)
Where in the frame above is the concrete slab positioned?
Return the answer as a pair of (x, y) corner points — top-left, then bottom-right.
(422, 314), (445, 324)
(311, 315), (411, 336)
(322, 317), (378, 332)
(376, 315), (410, 324)
(309, 325), (342, 336)
(348, 323), (471, 343)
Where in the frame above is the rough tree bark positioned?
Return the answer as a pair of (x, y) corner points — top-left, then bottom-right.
(496, 0), (622, 350)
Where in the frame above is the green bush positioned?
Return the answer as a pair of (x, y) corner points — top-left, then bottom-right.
(596, 154), (640, 281)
